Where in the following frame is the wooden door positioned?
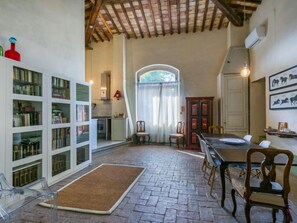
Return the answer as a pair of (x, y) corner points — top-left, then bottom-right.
(186, 97), (213, 150)
(222, 74), (248, 136)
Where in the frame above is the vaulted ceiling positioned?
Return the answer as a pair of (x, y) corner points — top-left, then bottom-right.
(85, 0), (262, 47)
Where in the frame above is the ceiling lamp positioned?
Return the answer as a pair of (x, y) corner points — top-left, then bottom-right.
(241, 62), (250, 77)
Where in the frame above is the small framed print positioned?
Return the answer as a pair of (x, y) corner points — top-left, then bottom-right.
(269, 65), (297, 91)
(269, 89), (297, 110)
(278, 122), (288, 132)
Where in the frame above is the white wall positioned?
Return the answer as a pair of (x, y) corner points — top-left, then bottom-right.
(249, 0), (297, 154)
(0, 0), (85, 80)
(86, 30), (227, 132)
(125, 30), (227, 126)
(86, 41), (113, 117)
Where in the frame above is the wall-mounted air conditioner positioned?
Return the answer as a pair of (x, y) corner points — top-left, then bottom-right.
(245, 26), (266, 49)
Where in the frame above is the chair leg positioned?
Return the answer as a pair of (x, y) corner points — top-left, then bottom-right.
(169, 136), (172, 146)
(177, 138), (179, 148)
(208, 166), (214, 185)
(231, 189), (237, 217)
(201, 157), (206, 172)
(283, 207), (292, 223)
(148, 135), (150, 144)
(272, 208), (277, 223)
(244, 203), (252, 223)
(209, 167), (216, 195)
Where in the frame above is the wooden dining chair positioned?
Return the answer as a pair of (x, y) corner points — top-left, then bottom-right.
(259, 140), (271, 148)
(200, 139), (221, 196)
(197, 134), (207, 172)
(208, 125), (225, 134)
(230, 148), (294, 223)
(169, 122), (185, 148)
(243, 134), (252, 142)
(136, 121), (150, 144)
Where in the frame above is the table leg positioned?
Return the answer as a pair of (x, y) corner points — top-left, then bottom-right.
(219, 163), (228, 207)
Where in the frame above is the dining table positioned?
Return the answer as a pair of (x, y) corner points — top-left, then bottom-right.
(201, 133), (297, 208)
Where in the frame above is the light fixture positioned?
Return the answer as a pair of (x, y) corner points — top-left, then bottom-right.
(241, 62), (250, 77)
(89, 79), (94, 84)
(240, 0), (250, 78)
(113, 90), (121, 100)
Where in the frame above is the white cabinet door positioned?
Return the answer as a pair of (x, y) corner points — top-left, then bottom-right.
(111, 118), (127, 141)
(222, 74), (249, 136)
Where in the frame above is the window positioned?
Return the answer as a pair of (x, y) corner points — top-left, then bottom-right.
(136, 65), (180, 143)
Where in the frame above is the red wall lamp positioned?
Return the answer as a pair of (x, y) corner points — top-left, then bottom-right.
(113, 90), (122, 100)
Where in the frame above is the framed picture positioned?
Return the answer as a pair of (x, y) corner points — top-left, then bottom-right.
(277, 122), (288, 132)
(269, 65), (297, 91)
(269, 89), (297, 110)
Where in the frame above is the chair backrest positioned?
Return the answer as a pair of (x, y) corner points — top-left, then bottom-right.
(243, 134), (252, 142)
(208, 125), (224, 134)
(259, 140), (271, 148)
(176, 122), (185, 134)
(200, 139), (217, 167)
(136, 121), (146, 132)
(244, 148), (294, 202)
(197, 134), (204, 153)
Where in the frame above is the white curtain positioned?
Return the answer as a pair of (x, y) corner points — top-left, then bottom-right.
(137, 82), (178, 143)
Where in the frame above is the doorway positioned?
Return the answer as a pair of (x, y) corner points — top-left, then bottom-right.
(250, 77), (266, 143)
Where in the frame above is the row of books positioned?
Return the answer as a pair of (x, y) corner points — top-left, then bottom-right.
(13, 140), (41, 161)
(13, 164), (39, 187)
(52, 88), (70, 99)
(52, 77), (70, 89)
(13, 84), (42, 96)
(52, 128), (71, 150)
(13, 112), (42, 127)
(13, 67), (42, 85)
(76, 105), (89, 122)
(76, 145), (89, 165)
(52, 154), (68, 176)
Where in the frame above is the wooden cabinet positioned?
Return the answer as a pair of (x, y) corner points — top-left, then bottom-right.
(186, 97), (214, 150)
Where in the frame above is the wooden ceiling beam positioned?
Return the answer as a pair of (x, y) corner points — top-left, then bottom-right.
(167, 0), (173, 35)
(85, 0), (104, 47)
(99, 13), (113, 36)
(201, 0), (209, 32)
(157, 0), (165, 36)
(217, 14), (225, 29)
(138, 0), (151, 38)
(103, 6), (120, 34)
(120, 2), (137, 38)
(95, 21), (111, 41)
(147, 0), (158, 37)
(129, 1), (144, 38)
(110, 3), (130, 39)
(92, 35), (99, 43)
(211, 0), (243, 26)
(193, 0), (199, 33)
(185, 0), (190, 33)
(177, 0), (181, 34)
(209, 5), (217, 31)
(94, 28), (104, 42)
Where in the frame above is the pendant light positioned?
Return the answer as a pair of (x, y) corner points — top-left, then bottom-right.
(241, 62), (250, 77)
(240, 0), (250, 78)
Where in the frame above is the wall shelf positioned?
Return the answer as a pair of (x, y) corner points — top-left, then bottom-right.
(264, 129), (297, 138)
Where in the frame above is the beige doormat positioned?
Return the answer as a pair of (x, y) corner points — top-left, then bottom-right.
(41, 163), (145, 214)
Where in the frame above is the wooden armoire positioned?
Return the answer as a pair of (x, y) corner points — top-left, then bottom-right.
(186, 97), (214, 150)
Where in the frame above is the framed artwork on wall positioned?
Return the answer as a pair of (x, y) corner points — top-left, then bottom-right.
(269, 65), (297, 91)
(269, 89), (297, 110)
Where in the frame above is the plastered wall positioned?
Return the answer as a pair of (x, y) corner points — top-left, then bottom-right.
(0, 0), (85, 80)
(249, 0), (297, 154)
(86, 30), (227, 131)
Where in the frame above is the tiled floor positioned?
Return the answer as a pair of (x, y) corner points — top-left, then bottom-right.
(19, 144), (297, 222)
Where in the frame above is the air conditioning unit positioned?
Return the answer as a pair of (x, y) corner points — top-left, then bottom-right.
(245, 26), (266, 49)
